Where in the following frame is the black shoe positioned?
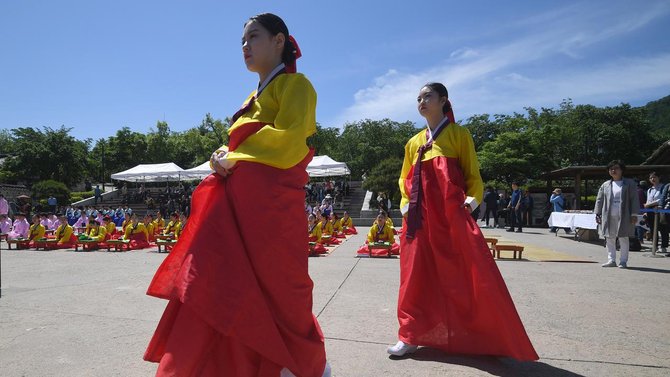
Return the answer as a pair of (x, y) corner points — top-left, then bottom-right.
(515, 229), (522, 233)
(506, 228), (514, 232)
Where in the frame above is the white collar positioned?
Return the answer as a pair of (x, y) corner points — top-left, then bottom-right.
(257, 63), (286, 97)
(426, 115), (450, 143)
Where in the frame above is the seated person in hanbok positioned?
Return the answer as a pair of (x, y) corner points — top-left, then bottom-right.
(153, 211), (166, 234)
(318, 212), (340, 245)
(0, 213), (13, 235)
(144, 214), (156, 242)
(121, 215), (132, 234)
(73, 212), (88, 231)
(28, 214), (46, 247)
(83, 215), (99, 235)
(49, 214), (78, 249)
(162, 212), (180, 238)
(174, 214), (187, 240)
(48, 213), (60, 230)
(8, 213), (29, 240)
(40, 213), (53, 231)
(103, 216), (117, 238)
(122, 214), (150, 249)
(307, 214), (327, 254)
(86, 221), (108, 242)
(330, 213), (346, 238)
(341, 211), (357, 235)
(356, 212), (400, 256)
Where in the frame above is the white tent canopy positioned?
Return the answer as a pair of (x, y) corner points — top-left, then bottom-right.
(182, 161), (214, 180)
(307, 155), (350, 177)
(110, 163), (185, 182)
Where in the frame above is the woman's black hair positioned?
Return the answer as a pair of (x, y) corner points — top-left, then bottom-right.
(649, 171), (661, 180)
(246, 13), (296, 68)
(607, 159), (626, 173)
(423, 82), (452, 115)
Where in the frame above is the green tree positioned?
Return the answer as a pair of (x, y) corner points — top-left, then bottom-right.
(362, 156), (404, 207)
(307, 123), (340, 156)
(32, 179), (70, 205)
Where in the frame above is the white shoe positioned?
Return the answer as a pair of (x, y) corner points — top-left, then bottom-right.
(387, 340), (418, 356)
(618, 262), (627, 269)
(601, 261), (617, 267)
(280, 361), (331, 377)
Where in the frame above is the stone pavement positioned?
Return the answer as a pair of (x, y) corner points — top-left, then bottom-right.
(1, 226), (669, 377)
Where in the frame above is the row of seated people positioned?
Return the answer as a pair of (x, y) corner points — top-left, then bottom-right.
(2, 212), (186, 251)
(355, 211), (401, 257)
(308, 211), (358, 255)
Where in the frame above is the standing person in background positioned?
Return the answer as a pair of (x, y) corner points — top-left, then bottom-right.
(644, 172), (668, 254)
(549, 188), (572, 234)
(0, 193), (8, 216)
(390, 81), (537, 361)
(636, 180), (648, 244)
(507, 182), (523, 233)
(0, 213), (12, 234)
(482, 187), (498, 228)
(47, 195), (57, 213)
(595, 160), (639, 268)
(94, 185), (102, 205)
(523, 189), (534, 227)
(144, 13), (329, 377)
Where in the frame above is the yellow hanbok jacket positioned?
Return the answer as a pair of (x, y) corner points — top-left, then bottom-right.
(399, 124), (483, 213)
(29, 223), (46, 241)
(153, 218), (165, 230)
(341, 216), (353, 229)
(332, 219), (343, 233)
(123, 223), (149, 240)
(367, 223), (395, 244)
(89, 226), (107, 242)
(319, 220), (334, 236)
(145, 222), (155, 238)
(214, 73), (317, 169)
(105, 222), (116, 235)
(163, 220), (177, 235)
(54, 224), (74, 243)
(308, 223), (323, 243)
(173, 222), (183, 239)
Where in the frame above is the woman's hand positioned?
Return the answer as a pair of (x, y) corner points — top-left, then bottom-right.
(210, 151), (236, 177)
(461, 202), (473, 214)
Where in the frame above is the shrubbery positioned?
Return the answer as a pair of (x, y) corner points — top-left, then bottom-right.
(31, 180), (70, 205)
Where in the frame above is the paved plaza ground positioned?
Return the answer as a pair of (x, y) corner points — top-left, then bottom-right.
(1, 225), (669, 376)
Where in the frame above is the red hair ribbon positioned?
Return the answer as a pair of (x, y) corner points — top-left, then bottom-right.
(446, 99), (455, 124)
(285, 35), (302, 73)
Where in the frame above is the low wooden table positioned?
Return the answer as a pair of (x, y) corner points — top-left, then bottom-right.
(484, 237), (498, 257)
(75, 240), (100, 251)
(156, 239), (176, 253)
(368, 242), (392, 257)
(0, 233), (8, 242)
(34, 239), (58, 251)
(494, 244), (524, 260)
(106, 239), (131, 252)
(7, 239), (30, 250)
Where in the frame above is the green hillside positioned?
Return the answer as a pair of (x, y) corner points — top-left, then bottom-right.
(645, 94), (670, 140)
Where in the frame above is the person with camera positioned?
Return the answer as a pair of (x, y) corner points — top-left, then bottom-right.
(645, 172), (669, 254)
(549, 188), (572, 234)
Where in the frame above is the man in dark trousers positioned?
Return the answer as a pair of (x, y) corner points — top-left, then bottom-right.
(507, 182), (524, 233)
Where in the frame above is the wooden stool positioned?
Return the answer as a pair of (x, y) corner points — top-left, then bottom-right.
(494, 244), (524, 259)
(484, 237), (498, 257)
(7, 239), (30, 250)
(156, 240), (176, 253)
(75, 240), (99, 251)
(106, 239), (131, 252)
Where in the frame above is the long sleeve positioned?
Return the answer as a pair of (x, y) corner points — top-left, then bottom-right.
(225, 74), (316, 169)
(399, 138), (418, 215)
(366, 225), (377, 243)
(629, 180), (640, 218)
(595, 183), (605, 216)
(458, 128), (483, 206)
(57, 225), (73, 243)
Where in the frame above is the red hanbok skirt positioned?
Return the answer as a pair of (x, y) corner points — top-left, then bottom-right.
(398, 156), (538, 361)
(144, 155), (326, 376)
(308, 236), (328, 255)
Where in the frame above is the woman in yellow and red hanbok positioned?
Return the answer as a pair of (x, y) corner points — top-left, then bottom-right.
(340, 211), (357, 235)
(356, 212), (400, 257)
(28, 215), (46, 248)
(308, 214), (328, 255)
(318, 213), (340, 246)
(122, 214), (150, 250)
(330, 213), (346, 239)
(144, 13), (329, 377)
(47, 214), (77, 249)
(388, 82), (537, 361)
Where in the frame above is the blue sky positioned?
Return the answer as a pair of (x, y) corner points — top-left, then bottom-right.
(2, 0), (669, 143)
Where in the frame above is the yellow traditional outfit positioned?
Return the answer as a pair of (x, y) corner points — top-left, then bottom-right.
(145, 62), (327, 377)
(397, 118), (537, 360)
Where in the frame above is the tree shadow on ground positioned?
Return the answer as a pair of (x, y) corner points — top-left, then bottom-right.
(391, 348), (585, 377)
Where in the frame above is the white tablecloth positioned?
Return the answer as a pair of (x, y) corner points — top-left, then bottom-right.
(548, 212), (598, 230)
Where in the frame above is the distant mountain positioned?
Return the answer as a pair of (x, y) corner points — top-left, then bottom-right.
(644, 94), (670, 140)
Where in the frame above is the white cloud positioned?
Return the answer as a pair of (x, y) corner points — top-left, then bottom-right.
(335, 2), (670, 125)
